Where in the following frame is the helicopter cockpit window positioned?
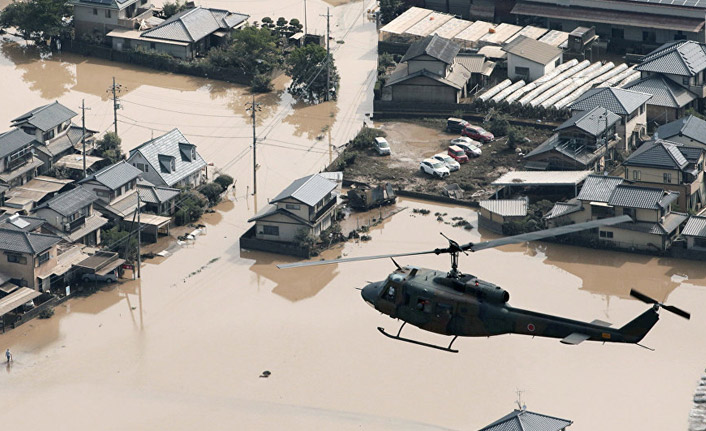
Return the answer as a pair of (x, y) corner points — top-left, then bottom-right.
(416, 298), (432, 313)
(385, 286), (396, 300)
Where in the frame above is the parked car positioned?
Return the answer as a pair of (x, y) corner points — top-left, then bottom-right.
(432, 153), (460, 171)
(82, 272), (118, 283)
(419, 158), (450, 178)
(462, 125), (494, 143)
(374, 137), (391, 156)
(446, 117), (469, 133)
(451, 136), (482, 147)
(447, 145), (469, 164)
(454, 141), (482, 158)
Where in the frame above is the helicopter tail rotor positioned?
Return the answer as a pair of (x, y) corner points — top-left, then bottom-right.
(630, 289), (691, 320)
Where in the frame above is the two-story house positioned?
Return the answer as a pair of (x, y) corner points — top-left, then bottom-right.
(136, 180), (180, 216)
(33, 186), (108, 246)
(72, 0), (155, 38)
(127, 128), (206, 188)
(247, 173), (338, 243)
(623, 139), (705, 212)
(382, 34), (472, 104)
(569, 87), (652, 150)
(656, 115), (706, 148)
(0, 129), (44, 188)
(524, 106), (621, 171)
(0, 228), (62, 291)
(78, 161), (145, 223)
(10, 101), (95, 173)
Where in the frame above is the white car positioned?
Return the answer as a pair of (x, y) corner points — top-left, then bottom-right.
(432, 153), (460, 172)
(419, 158), (450, 178)
(451, 136), (482, 147)
(374, 137), (391, 156)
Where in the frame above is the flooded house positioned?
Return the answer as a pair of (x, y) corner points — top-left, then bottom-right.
(478, 198), (528, 233)
(0, 228), (62, 291)
(78, 160), (144, 223)
(0, 128), (45, 188)
(682, 215), (706, 250)
(72, 0), (156, 38)
(127, 128), (206, 188)
(2, 176), (73, 214)
(136, 180), (180, 216)
(622, 139), (705, 212)
(33, 186), (108, 246)
(107, 7), (249, 59)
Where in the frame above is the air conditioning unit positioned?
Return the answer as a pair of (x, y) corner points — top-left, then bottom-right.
(64, 223), (71, 231)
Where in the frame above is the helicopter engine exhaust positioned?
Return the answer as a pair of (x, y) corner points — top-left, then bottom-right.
(434, 277), (510, 304)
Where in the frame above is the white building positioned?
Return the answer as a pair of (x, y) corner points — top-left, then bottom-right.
(502, 36), (562, 82)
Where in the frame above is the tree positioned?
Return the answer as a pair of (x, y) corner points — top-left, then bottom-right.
(488, 115), (510, 137)
(102, 226), (137, 262)
(95, 132), (125, 165)
(213, 174), (234, 190)
(162, 0), (188, 19)
(285, 44), (340, 102)
(198, 182), (224, 205)
(175, 191), (207, 226)
(0, 0), (71, 43)
(379, 0), (410, 24)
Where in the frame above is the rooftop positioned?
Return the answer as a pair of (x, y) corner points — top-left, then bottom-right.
(502, 35), (561, 65)
(137, 181), (180, 204)
(0, 128), (37, 159)
(11, 101), (77, 132)
(569, 87), (652, 116)
(492, 170), (592, 186)
(479, 199), (528, 217)
(479, 409), (572, 431)
(683, 215), (706, 237)
(129, 128), (206, 187)
(556, 106), (621, 136)
(35, 186), (98, 217)
(271, 173), (337, 207)
(637, 40), (706, 76)
(141, 7), (248, 43)
(401, 34), (460, 65)
(622, 75), (697, 108)
(608, 184), (679, 209)
(623, 139), (689, 170)
(0, 228), (61, 255)
(657, 115), (706, 145)
(576, 174), (624, 202)
(80, 160), (142, 191)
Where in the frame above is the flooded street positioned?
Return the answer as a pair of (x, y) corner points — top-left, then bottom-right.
(1, 0), (705, 430)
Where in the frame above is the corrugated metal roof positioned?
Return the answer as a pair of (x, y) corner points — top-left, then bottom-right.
(453, 20), (494, 45)
(0, 228), (60, 255)
(493, 170), (591, 186)
(570, 87), (652, 116)
(80, 160), (142, 191)
(141, 7), (247, 43)
(380, 7), (433, 35)
(455, 54), (486, 73)
(433, 18), (473, 40)
(608, 184), (678, 209)
(556, 106), (621, 136)
(502, 35), (561, 65)
(129, 128), (206, 187)
(401, 34), (460, 65)
(577, 174), (624, 202)
(35, 186), (98, 217)
(405, 12), (453, 37)
(623, 75), (697, 108)
(479, 199), (528, 217)
(0, 129), (37, 159)
(683, 215), (706, 237)
(637, 40), (706, 76)
(479, 409), (572, 431)
(538, 29), (569, 47)
(504, 25), (548, 45)
(479, 22), (522, 45)
(271, 173), (337, 207)
(11, 101), (76, 132)
(657, 115), (706, 145)
(623, 139), (688, 169)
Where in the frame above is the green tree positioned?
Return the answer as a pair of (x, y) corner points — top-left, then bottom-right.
(175, 191), (207, 226)
(488, 115), (510, 137)
(95, 132), (125, 165)
(213, 174), (234, 190)
(379, 0), (410, 24)
(102, 226), (138, 262)
(0, 0), (71, 43)
(162, 0), (188, 19)
(285, 44), (340, 102)
(198, 182), (224, 205)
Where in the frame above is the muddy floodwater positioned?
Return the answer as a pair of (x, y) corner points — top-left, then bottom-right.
(1, 0), (705, 429)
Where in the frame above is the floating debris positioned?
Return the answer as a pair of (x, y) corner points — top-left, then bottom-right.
(260, 370), (271, 378)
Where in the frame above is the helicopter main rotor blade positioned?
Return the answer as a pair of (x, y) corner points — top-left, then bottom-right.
(467, 215), (632, 252)
(277, 249), (440, 269)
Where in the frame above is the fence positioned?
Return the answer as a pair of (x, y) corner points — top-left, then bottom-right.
(239, 226), (311, 258)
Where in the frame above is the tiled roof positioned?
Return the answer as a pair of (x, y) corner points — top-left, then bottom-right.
(385, 62), (471, 90)
(678, 145), (704, 162)
(137, 181), (180, 204)
(637, 40), (706, 76)
(129, 128), (206, 187)
(479, 409), (572, 431)
(35, 186), (98, 217)
(479, 199), (528, 217)
(247, 203), (312, 226)
(555, 106), (621, 137)
(401, 34), (460, 65)
(0, 214), (45, 232)
(0, 128), (36, 159)
(80, 160), (142, 191)
(502, 35), (561, 65)
(608, 184), (678, 210)
(11, 101), (77, 132)
(623, 139), (688, 170)
(657, 115), (706, 145)
(623, 75), (697, 108)
(570, 87), (651, 116)
(74, 0), (134, 10)
(141, 7), (248, 43)
(683, 215), (706, 237)
(0, 228), (60, 255)
(271, 173), (337, 207)
(577, 174), (624, 202)
(544, 200), (583, 220)
(525, 134), (603, 166)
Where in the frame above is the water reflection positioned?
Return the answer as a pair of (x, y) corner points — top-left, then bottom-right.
(284, 100), (338, 140)
(0, 40), (75, 99)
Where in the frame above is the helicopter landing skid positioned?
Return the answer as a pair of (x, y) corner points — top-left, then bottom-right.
(377, 325), (459, 353)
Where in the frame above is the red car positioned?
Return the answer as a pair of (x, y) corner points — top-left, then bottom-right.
(462, 125), (494, 143)
(447, 145), (469, 164)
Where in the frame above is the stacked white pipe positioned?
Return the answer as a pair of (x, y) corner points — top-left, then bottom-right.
(479, 79), (512, 101)
(519, 60), (590, 105)
(502, 59), (579, 105)
(491, 80), (526, 103)
(541, 77), (589, 108)
(598, 66), (636, 88)
(504, 82), (537, 104)
(618, 71), (641, 87)
(554, 81), (597, 109)
(586, 63), (625, 87)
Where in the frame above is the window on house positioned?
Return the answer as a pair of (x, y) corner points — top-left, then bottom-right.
(599, 230), (614, 239)
(285, 204), (300, 210)
(555, 58), (560, 67)
(262, 225), (279, 236)
(38, 251), (50, 265)
(43, 130), (55, 141)
(93, 8), (97, 14)
(640, 105), (644, 115)
(683, 77), (691, 86)
(664, 173), (672, 183)
(633, 170), (641, 180)
(6, 253), (27, 264)
(150, 42), (156, 50)
(105, 9), (111, 18)
(116, 186), (123, 197)
(611, 28), (624, 40)
(514, 66), (529, 78)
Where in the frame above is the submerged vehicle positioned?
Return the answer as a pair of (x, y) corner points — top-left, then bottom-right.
(347, 183), (396, 210)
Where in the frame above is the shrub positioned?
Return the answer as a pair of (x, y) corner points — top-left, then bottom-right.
(294, 228), (316, 252)
(507, 127), (523, 149)
(214, 174), (234, 190)
(488, 115), (510, 137)
(175, 191), (207, 225)
(198, 182), (224, 206)
(251, 73), (273, 93)
(39, 307), (54, 319)
(349, 127), (385, 150)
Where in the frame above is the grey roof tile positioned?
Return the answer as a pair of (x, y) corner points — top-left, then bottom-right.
(479, 409), (572, 431)
(45, 125), (85, 156)
(80, 160), (142, 191)
(35, 186), (98, 217)
(11, 101), (77, 132)
(137, 181), (180, 204)
(623, 139), (688, 169)
(637, 40), (706, 76)
(271, 173), (337, 207)
(385, 62), (470, 90)
(683, 215), (706, 237)
(141, 7), (248, 43)
(556, 106), (621, 136)
(544, 199), (583, 219)
(657, 115), (706, 145)
(401, 34), (460, 65)
(502, 35), (561, 65)
(577, 174), (624, 202)
(0, 214), (45, 232)
(608, 184), (678, 209)
(569, 87), (652, 116)
(0, 128), (37, 159)
(129, 128), (206, 187)
(0, 228), (60, 255)
(524, 134), (603, 166)
(623, 75), (697, 108)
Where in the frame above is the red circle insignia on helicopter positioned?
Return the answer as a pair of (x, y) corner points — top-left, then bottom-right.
(527, 323), (536, 332)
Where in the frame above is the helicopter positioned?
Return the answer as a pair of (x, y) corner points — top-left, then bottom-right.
(278, 215), (690, 353)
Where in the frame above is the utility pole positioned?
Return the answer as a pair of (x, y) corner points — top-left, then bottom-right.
(246, 96), (261, 195)
(107, 77), (124, 135)
(303, 0), (307, 36)
(137, 191), (141, 279)
(79, 99), (90, 178)
(321, 8), (331, 101)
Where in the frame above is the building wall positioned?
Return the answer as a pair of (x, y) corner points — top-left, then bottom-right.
(74, 4), (121, 36)
(81, 181), (114, 203)
(407, 56), (447, 76)
(274, 198), (311, 221)
(111, 37), (192, 59)
(623, 106), (647, 149)
(255, 213), (310, 243)
(0, 245), (58, 290)
(507, 53), (559, 82)
(646, 104), (681, 125)
(390, 77), (460, 103)
(598, 226), (665, 251)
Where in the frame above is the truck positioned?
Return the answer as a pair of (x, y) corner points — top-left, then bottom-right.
(346, 183), (396, 210)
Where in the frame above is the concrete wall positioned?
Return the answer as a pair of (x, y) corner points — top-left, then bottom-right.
(623, 105), (647, 149)
(254, 212), (309, 243)
(390, 76), (459, 103)
(598, 226), (665, 251)
(507, 53), (559, 82)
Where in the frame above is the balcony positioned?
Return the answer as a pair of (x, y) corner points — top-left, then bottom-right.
(65, 216), (86, 233)
(311, 197), (337, 223)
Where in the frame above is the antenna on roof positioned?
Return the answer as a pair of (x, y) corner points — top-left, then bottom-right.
(515, 389), (526, 411)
